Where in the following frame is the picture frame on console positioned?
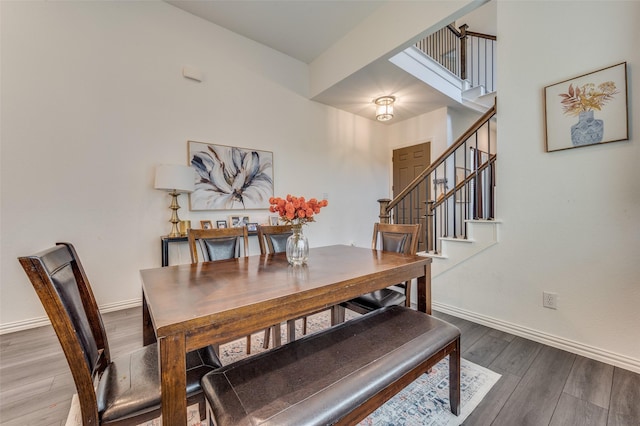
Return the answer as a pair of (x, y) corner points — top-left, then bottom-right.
(230, 216), (250, 228)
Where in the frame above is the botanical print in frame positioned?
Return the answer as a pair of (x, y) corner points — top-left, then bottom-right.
(188, 141), (274, 210)
(544, 62), (628, 152)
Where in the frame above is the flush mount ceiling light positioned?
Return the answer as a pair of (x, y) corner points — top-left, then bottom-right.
(374, 96), (395, 121)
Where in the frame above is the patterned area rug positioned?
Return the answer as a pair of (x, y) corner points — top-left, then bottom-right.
(67, 310), (500, 426)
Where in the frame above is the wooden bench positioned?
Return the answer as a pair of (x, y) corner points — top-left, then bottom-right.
(201, 305), (461, 425)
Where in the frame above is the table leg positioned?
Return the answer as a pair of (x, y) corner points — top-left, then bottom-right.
(142, 294), (156, 346)
(416, 263), (432, 314)
(159, 333), (187, 426)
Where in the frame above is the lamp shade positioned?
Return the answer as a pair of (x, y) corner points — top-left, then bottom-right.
(154, 164), (195, 193)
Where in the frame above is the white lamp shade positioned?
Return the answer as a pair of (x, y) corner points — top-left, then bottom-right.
(154, 164), (195, 193)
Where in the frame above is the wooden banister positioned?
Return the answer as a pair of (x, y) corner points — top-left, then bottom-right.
(386, 102), (496, 213)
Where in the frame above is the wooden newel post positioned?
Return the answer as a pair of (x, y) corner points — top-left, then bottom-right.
(459, 24), (468, 81)
(378, 198), (391, 224)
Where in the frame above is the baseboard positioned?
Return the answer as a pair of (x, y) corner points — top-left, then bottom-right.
(0, 298), (142, 335)
(432, 301), (640, 374)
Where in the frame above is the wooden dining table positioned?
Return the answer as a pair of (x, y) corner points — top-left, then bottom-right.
(140, 244), (432, 425)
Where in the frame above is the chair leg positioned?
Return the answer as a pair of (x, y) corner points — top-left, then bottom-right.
(263, 328), (271, 349)
(246, 335), (251, 354)
(286, 319), (296, 343)
(303, 317), (308, 335)
(404, 281), (412, 307)
(264, 324), (282, 349)
(331, 305), (345, 325)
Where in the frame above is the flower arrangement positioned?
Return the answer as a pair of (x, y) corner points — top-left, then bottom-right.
(559, 81), (618, 116)
(269, 195), (328, 226)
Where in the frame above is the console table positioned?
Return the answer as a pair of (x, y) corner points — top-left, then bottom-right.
(160, 236), (188, 267)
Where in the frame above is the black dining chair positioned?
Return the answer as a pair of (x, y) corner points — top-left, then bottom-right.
(334, 223), (421, 323)
(18, 242), (220, 425)
(187, 226), (249, 263)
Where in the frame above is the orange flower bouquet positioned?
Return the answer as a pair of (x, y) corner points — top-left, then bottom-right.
(268, 195), (328, 226)
(269, 195), (328, 265)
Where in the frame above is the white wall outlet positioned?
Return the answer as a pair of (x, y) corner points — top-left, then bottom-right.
(543, 291), (558, 309)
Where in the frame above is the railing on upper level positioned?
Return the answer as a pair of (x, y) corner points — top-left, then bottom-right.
(378, 101), (496, 254)
(415, 24), (497, 93)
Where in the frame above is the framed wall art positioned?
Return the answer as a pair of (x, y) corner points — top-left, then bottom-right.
(216, 220), (228, 229)
(200, 220), (213, 230)
(188, 141), (274, 210)
(544, 62), (628, 152)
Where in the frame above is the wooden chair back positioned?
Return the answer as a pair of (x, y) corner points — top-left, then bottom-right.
(18, 242), (109, 425)
(188, 227), (249, 263)
(257, 225), (294, 255)
(371, 223), (421, 255)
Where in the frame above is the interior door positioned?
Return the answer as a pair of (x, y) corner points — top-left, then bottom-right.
(392, 142), (430, 252)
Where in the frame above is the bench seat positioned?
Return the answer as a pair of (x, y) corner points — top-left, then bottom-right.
(201, 305), (461, 426)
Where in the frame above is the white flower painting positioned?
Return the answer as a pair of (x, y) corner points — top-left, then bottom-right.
(188, 141), (273, 210)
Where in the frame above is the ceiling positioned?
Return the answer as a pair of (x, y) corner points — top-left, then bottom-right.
(166, 1), (495, 123)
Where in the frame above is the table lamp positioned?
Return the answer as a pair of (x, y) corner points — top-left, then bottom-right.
(154, 164), (195, 237)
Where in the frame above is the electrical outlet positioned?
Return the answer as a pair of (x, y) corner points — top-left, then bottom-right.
(543, 291), (558, 309)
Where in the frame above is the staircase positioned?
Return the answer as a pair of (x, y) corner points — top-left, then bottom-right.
(429, 219), (499, 277)
(390, 23), (497, 113)
(379, 24), (499, 271)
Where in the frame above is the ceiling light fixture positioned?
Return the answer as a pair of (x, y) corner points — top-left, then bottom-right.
(374, 96), (395, 121)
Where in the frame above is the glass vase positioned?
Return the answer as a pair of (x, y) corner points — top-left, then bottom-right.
(286, 224), (309, 266)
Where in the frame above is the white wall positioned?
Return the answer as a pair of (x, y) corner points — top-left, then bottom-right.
(424, 1), (640, 370)
(0, 1), (387, 328)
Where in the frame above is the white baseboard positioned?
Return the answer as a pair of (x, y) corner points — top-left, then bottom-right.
(433, 301), (640, 374)
(0, 298), (142, 335)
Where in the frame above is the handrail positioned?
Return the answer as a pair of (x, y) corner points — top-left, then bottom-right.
(387, 103), (496, 213)
(430, 154), (496, 210)
(416, 23), (496, 92)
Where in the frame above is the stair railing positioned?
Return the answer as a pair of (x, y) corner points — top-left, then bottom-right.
(415, 24), (497, 93)
(378, 101), (496, 254)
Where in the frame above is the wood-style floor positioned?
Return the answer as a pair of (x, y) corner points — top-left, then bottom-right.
(0, 307), (638, 425)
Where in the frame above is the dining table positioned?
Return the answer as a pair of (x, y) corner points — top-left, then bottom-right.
(140, 244), (432, 425)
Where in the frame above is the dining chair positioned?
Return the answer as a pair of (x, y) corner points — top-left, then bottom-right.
(18, 242), (220, 425)
(187, 226), (249, 263)
(188, 226), (268, 354)
(334, 223), (421, 322)
(257, 224), (328, 346)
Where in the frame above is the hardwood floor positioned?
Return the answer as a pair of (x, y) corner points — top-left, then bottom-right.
(0, 307), (638, 425)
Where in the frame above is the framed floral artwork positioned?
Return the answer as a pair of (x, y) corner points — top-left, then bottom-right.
(544, 62), (628, 152)
(188, 141), (274, 210)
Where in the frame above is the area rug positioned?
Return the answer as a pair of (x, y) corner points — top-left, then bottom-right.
(67, 310), (500, 426)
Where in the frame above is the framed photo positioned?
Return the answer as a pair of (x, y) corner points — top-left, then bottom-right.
(229, 216), (250, 228)
(246, 222), (258, 233)
(544, 62), (628, 152)
(188, 140), (274, 210)
(200, 220), (213, 230)
(269, 216), (280, 226)
(216, 220), (228, 229)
